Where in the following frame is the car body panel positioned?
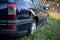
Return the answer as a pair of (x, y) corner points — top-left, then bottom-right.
(0, 0), (48, 37)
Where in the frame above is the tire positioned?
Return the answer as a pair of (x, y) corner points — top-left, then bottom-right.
(28, 19), (37, 35)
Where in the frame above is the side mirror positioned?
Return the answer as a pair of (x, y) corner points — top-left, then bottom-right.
(43, 6), (49, 10)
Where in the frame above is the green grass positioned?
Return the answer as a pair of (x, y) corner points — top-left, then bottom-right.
(17, 17), (60, 40)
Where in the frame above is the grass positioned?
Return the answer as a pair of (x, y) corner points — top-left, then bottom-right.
(48, 11), (60, 20)
(16, 17), (60, 40)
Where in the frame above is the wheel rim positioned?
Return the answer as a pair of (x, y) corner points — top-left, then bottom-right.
(31, 21), (36, 34)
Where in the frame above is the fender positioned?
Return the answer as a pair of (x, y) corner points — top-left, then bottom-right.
(29, 9), (36, 16)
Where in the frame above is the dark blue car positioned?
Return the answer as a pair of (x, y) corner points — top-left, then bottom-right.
(0, 0), (48, 38)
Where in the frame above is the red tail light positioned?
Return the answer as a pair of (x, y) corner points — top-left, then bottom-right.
(8, 3), (16, 29)
(8, 3), (16, 20)
(8, 15), (16, 20)
(8, 25), (16, 29)
(8, 4), (16, 9)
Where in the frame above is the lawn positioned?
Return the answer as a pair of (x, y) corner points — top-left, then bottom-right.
(16, 17), (60, 40)
(49, 11), (60, 20)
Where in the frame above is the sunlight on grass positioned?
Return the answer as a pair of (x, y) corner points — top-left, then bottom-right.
(49, 11), (60, 20)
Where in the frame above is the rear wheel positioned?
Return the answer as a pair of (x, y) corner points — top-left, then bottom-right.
(28, 19), (37, 35)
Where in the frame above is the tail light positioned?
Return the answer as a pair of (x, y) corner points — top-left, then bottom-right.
(8, 3), (16, 20)
(8, 3), (16, 29)
(8, 25), (16, 29)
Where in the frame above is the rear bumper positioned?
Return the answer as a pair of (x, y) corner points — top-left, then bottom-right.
(0, 19), (32, 25)
(0, 19), (32, 37)
(0, 29), (27, 37)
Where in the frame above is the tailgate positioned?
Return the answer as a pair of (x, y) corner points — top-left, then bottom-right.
(0, 3), (8, 20)
(0, 1), (8, 29)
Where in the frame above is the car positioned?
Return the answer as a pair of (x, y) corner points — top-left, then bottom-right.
(0, 0), (48, 38)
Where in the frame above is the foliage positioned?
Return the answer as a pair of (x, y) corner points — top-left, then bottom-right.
(54, 0), (60, 3)
(49, 11), (60, 20)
